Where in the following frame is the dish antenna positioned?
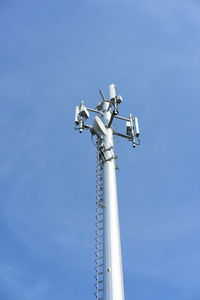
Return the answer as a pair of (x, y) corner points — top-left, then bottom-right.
(92, 116), (107, 137)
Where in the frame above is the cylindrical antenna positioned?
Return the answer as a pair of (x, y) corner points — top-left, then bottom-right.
(109, 83), (116, 99)
(74, 106), (79, 125)
(134, 117), (140, 137)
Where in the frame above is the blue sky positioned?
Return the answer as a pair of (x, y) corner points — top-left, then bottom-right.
(0, 0), (200, 299)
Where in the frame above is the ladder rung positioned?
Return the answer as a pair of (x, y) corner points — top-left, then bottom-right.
(95, 251), (103, 256)
(95, 277), (104, 281)
(94, 291), (104, 296)
(95, 264), (104, 269)
(95, 240), (103, 245)
(95, 241), (103, 245)
(95, 280), (104, 285)
(96, 233), (103, 237)
(95, 273), (104, 278)
(95, 256), (103, 260)
(96, 215), (103, 219)
(96, 220), (103, 224)
(95, 232), (103, 237)
(95, 232), (103, 234)
(95, 220), (103, 225)
(95, 245), (103, 251)
(95, 235), (103, 240)
(97, 280), (103, 284)
(96, 226), (103, 231)
(95, 248), (103, 253)
(95, 234), (103, 238)
(95, 229), (103, 234)
(96, 212), (103, 216)
(95, 238), (103, 245)
(95, 243), (103, 248)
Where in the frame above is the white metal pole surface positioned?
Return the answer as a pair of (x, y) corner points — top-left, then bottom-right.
(103, 84), (125, 300)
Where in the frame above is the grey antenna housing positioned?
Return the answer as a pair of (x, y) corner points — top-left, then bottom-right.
(79, 103), (90, 120)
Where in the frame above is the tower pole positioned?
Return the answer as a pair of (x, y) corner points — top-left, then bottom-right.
(103, 84), (125, 300)
(74, 83), (140, 300)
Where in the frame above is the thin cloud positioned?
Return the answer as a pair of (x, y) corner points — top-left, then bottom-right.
(0, 262), (49, 300)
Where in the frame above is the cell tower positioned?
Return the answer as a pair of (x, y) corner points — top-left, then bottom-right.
(74, 84), (140, 300)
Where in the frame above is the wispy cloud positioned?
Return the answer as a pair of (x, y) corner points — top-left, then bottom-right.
(0, 262), (49, 300)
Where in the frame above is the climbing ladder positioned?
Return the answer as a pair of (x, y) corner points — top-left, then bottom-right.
(94, 138), (104, 300)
